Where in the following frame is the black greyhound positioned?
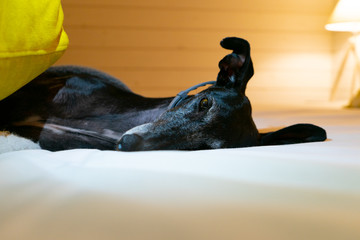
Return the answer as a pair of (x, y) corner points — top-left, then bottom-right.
(0, 37), (326, 151)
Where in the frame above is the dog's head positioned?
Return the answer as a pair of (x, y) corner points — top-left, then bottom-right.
(117, 37), (326, 151)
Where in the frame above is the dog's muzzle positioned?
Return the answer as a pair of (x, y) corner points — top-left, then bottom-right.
(116, 134), (144, 151)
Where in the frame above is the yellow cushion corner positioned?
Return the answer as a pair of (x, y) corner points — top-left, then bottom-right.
(0, 0), (69, 100)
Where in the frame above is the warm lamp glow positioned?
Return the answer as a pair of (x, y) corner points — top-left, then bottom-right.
(326, 0), (360, 107)
(325, 0), (360, 32)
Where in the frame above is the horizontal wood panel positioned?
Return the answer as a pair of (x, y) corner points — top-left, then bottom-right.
(56, 49), (223, 68)
(253, 52), (332, 71)
(62, 7), (328, 32)
(56, 49), (332, 71)
(64, 67), (332, 97)
(62, 0), (336, 15)
(247, 89), (332, 106)
(63, 28), (332, 52)
(103, 69), (332, 87)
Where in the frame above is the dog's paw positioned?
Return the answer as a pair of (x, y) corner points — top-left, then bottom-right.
(0, 133), (40, 154)
(0, 131), (11, 137)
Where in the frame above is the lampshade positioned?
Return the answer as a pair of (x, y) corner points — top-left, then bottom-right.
(325, 0), (360, 32)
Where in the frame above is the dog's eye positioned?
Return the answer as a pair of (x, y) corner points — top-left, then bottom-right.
(199, 98), (210, 111)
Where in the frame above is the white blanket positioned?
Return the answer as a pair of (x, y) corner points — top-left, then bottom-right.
(1, 107), (360, 240)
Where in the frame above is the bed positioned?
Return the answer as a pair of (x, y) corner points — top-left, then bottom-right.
(1, 105), (359, 240)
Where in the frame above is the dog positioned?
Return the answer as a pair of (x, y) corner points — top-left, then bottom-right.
(0, 37), (327, 151)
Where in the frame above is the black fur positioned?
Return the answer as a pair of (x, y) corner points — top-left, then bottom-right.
(0, 37), (327, 151)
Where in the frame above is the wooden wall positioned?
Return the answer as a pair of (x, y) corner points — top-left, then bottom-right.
(57, 0), (338, 106)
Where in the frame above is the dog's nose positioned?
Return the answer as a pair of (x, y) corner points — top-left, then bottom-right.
(116, 134), (144, 151)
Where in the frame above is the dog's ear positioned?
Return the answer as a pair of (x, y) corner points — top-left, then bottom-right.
(260, 124), (327, 146)
(216, 37), (254, 94)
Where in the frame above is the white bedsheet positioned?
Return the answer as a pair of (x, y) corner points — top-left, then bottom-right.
(1, 107), (360, 240)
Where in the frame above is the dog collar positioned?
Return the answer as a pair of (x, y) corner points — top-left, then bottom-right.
(167, 81), (216, 110)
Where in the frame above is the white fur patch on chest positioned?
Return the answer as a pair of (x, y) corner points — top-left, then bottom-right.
(0, 132), (40, 154)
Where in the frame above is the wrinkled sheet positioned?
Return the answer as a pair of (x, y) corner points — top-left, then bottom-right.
(1, 107), (360, 240)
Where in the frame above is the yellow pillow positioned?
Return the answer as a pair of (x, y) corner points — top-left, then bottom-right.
(0, 0), (69, 100)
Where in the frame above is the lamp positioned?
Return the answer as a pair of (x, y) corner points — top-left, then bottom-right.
(326, 0), (360, 107)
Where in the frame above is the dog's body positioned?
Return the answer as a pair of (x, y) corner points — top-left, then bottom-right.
(0, 37), (327, 151)
(0, 66), (173, 150)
